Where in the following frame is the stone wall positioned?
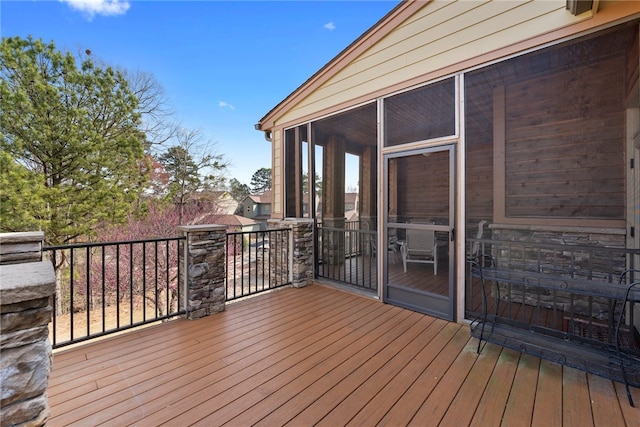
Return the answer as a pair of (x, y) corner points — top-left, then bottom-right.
(178, 225), (227, 319)
(0, 231), (43, 265)
(489, 224), (629, 319)
(268, 218), (314, 288)
(0, 232), (54, 427)
(490, 224), (626, 249)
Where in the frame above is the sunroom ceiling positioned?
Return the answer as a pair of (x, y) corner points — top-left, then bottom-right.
(312, 103), (377, 149)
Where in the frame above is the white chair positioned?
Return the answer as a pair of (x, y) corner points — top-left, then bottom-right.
(401, 228), (438, 274)
(469, 220), (488, 260)
(370, 236), (400, 263)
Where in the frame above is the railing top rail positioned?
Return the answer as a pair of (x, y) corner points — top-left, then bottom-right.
(467, 237), (640, 255)
(225, 228), (290, 237)
(43, 235), (185, 251)
(317, 226), (376, 236)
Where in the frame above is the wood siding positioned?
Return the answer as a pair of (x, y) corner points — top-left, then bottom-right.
(504, 56), (626, 219)
(276, 0), (585, 127)
(396, 152), (451, 221)
(463, 22), (635, 226)
(272, 130), (282, 216)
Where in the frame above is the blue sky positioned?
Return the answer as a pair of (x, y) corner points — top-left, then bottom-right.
(1, 0), (398, 187)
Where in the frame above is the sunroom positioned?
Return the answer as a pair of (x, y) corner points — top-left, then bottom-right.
(257, 0), (640, 340)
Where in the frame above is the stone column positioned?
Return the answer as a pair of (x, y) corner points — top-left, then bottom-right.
(268, 218), (314, 288)
(177, 225), (227, 319)
(0, 231), (43, 265)
(0, 232), (55, 427)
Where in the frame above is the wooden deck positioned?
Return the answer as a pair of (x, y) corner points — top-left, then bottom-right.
(48, 284), (640, 426)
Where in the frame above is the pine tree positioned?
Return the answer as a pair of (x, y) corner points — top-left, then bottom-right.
(0, 36), (149, 245)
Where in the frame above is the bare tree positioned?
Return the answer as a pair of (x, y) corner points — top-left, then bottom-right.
(158, 128), (229, 223)
(77, 49), (177, 150)
(124, 69), (178, 148)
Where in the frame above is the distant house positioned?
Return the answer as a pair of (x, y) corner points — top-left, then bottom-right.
(305, 193), (359, 222)
(344, 192), (359, 223)
(344, 192), (358, 212)
(210, 191), (239, 215)
(302, 193), (317, 217)
(214, 214), (260, 233)
(189, 190), (238, 215)
(239, 191), (272, 228)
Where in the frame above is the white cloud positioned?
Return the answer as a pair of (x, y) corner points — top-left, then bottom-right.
(324, 21), (336, 31)
(61, 0), (130, 19)
(218, 101), (235, 110)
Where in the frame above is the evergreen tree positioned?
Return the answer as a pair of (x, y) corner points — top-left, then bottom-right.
(0, 36), (148, 245)
(159, 146), (200, 206)
(228, 178), (250, 202)
(250, 167), (272, 194)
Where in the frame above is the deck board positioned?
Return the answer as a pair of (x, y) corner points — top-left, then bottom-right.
(408, 337), (481, 426)
(588, 373), (627, 427)
(248, 310), (421, 427)
(314, 318), (447, 427)
(469, 346), (519, 427)
(439, 341), (502, 426)
(531, 359), (563, 426)
(48, 284), (640, 426)
(377, 326), (471, 426)
(563, 367), (595, 427)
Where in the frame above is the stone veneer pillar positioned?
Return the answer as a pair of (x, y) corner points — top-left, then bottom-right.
(268, 218), (314, 288)
(177, 225), (227, 319)
(0, 232), (55, 427)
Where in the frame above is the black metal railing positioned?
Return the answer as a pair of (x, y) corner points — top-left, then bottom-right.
(225, 228), (291, 301)
(316, 224), (377, 292)
(44, 237), (185, 348)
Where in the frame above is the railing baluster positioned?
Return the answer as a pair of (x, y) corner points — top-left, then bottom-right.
(256, 234), (269, 291)
(176, 240), (181, 314)
(241, 233), (245, 297)
(70, 248), (74, 342)
(86, 246), (90, 337)
(229, 234), (232, 298)
(155, 241), (159, 318)
(165, 240), (170, 317)
(116, 244), (120, 329)
(129, 242), (134, 326)
(101, 246), (106, 334)
(142, 242), (146, 322)
(51, 249), (57, 347)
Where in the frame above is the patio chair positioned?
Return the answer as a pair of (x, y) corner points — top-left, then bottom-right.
(401, 228), (438, 274)
(468, 220), (488, 261)
(370, 236), (400, 263)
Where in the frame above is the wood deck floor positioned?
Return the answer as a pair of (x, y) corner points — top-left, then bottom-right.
(48, 284), (640, 426)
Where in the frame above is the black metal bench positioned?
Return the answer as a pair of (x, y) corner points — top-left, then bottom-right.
(470, 255), (640, 406)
